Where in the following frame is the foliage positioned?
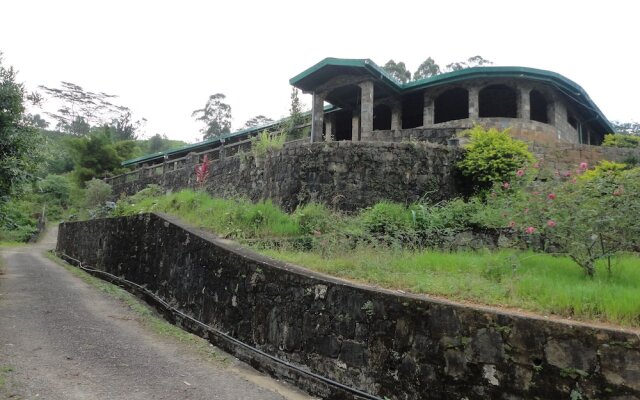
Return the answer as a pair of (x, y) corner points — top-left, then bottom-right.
(84, 178), (112, 209)
(413, 57), (441, 80)
(602, 133), (640, 148)
(444, 55), (492, 72)
(360, 202), (414, 239)
(194, 154), (210, 190)
(38, 81), (142, 137)
(293, 203), (333, 235)
(250, 130), (286, 158)
(457, 126), (534, 188)
(0, 53), (44, 204)
(494, 162), (640, 277)
(243, 115), (273, 129)
(285, 87), (308, 140)
(68, 129), (132, 185)
(144, 133), (187, 154)
(382, 60), (412, 83)
(35, 174), (70, 208)
(192, 93), (232, 140)
(611, 120), (640, 136)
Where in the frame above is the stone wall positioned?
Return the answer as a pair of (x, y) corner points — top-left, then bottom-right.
(111, 141), (464, 212)
(57, 213), (640, 400)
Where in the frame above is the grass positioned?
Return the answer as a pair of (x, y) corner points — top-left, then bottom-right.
(261, 248), (640, 327)
(44, 252), (228, 364)
(113, 189), (640, 328)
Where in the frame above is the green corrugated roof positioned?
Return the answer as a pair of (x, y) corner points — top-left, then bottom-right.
(122, 105), (337, 167)
(290, 58), (614, 134)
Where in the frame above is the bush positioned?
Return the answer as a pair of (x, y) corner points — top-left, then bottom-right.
(360, 202), (413, 238)
(457, 126), (535, 189)
(36, 174), (71, 208)
(294, 203), (333, 235)
(85, 179), (112, 209)
(602, 133), (640, 148)
(251, 130), (286, 158)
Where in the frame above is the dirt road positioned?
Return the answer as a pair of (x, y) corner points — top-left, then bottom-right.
(0, 227), (309, 399)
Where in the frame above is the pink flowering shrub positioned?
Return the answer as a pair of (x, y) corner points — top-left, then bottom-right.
(488, 160), (640, 277)
(194, 154), (211, 190)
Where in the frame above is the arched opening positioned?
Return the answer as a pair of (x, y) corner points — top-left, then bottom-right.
(434, 88), (469, 123)
(373, 104), (392, 130)
(530, 90), (549, 123)
(479, 84), (517, 118)
(402, 91), (424, 129)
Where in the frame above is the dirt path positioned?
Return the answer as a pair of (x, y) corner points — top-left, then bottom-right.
(0, 227), (311, 400)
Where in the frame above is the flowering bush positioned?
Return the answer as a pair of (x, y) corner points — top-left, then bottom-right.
(492, 161), (640, 276)
(194, 154), (210, 190)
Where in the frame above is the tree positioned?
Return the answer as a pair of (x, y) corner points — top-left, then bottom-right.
(413, 57), (441, 80)
(68, 129), (131, 185)
(38, 81), (143, 137)
(383, 60), (412, 84)
(286, 87), (307, 139)
(243, 115), (273, 129)
(611, 121), (640, 135)
(192, 93), (232, 140)
(26, 113), (49, 129)
(0, 53), (43, 203)
(444, 55), (493, 72)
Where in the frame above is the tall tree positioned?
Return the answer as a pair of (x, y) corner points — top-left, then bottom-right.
(444, 55), (493, 72)
(383, 60), (412, 84)
(243, 115), (273, 129)
(0, 53), (43, 203)
(413, 57), (441, 80)
(611, 121), (640, 135)
(38, 81), (143, 138)
(192, 93), (232, 140)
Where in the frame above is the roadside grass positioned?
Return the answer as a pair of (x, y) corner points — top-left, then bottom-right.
(0, 365), (14, 393)
(44, 252), (228, 364)
(113, 189), (640, 328)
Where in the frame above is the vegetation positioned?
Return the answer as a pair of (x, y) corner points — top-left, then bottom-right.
(384, 55), (493, 82)
(250, 129), (287, 158)
(112, 187), (640, 327)
(602, 133), (640, 148)
(191, 93), (232, 140)
(457, 126), (535, 188)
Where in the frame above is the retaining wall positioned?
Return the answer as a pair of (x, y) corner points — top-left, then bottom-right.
(57, 213), (640, 400)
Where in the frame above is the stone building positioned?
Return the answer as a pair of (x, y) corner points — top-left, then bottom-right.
(290, 58), (614, 146)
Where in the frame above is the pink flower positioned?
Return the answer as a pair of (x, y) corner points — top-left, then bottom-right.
(547, 220), (557, 228)
(516, 169), (525, 177)
(525, 226), (536, 234)
(502, 182), (510, 189)
(563, 171), (572, 177)
(613, 187), (624, 196)
(533, 162), (540, 169)
(579, 162), (588, 170)
(547, 193), (556, 200)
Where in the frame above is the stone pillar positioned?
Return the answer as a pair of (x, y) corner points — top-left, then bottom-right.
(519, 87), (531, 120)
(351, 113), (360, 141)
(423, 93), (434, 126)
(311, 92), (324, 143)
(359, 81), (374, 135)
(324, 114), (335, 142)
(469, 86), (479, 119)
(391, 103), (402, 131)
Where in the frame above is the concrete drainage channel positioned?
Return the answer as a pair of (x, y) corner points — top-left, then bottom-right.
(57, 252), (382, 400)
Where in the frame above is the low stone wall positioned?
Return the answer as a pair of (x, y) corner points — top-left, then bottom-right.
(57, 213), (640, 400)
(111, 141), (464, 212)
(531, 142), (640, 173)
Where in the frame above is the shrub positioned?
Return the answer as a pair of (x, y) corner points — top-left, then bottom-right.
(294, 203), (333, 235)
(602, 133), (640, 148)
(457, 126), (535, 189)
(361, 202), (413, 238)
(36, 174), (70, 208)
(85, 179), (112, 209)
(251, 130), (286, 158)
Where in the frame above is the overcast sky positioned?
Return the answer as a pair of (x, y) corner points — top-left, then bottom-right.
(1, 0), (638, 143)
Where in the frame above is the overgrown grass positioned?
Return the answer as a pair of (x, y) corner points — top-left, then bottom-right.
(45, 252), (228, 363)
(263, 248), (640, 327)
(113, 189), (640, 328)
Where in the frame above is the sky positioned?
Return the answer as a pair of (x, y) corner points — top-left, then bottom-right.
(1, 0), (638, 143)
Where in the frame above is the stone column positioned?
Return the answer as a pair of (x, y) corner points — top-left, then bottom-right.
(324, 113), (335, 142)
(391, 103), (402, 131)
(423, 92), (434, 126)
(311, 92), (324, 143)
(469, 86), (479, 119)
(519, 86), (531, 120)
(359, 81), (374, 135)
(351, 112), (360, 141)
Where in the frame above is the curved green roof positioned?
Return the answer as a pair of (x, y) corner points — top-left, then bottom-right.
(290, 58), (614, 134)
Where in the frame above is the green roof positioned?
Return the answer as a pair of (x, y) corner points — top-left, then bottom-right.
(290, 58), (614, 134)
